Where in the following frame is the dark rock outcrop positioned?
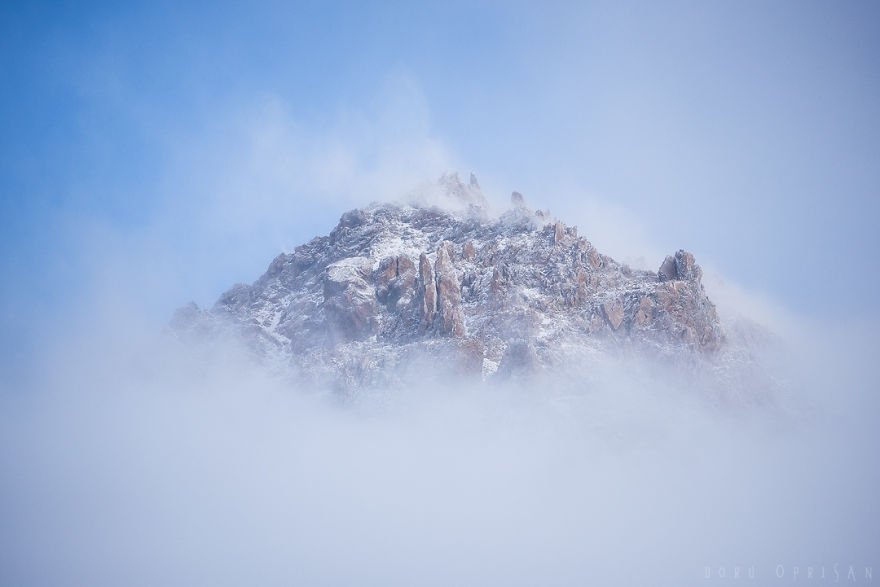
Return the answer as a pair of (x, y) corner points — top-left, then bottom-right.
(659, 249), (702, 283)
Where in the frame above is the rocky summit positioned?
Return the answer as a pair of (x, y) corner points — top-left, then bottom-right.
(172, 173), (730, 391)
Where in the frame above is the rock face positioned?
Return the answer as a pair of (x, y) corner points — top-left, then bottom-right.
(173, 173), (727, 390)
(659, 250), (701, 283)
(418, 253), (436, 330)
(323, 257), (377, 341)
(434, 243), (465, 336)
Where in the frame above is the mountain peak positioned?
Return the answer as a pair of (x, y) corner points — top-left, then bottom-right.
(400, 172), (489, 218)
(173, 184), (737, 391)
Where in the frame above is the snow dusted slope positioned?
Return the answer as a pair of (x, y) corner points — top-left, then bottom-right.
(173, 173), (736, 392)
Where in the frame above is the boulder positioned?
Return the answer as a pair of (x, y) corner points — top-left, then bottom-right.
(658, 255), (677, 282)
(602, 299), (625, 331)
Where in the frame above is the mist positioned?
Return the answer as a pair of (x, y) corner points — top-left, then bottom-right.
(2, 3), (878, 581)
(2, 100), (877, 585)
(1, 274), (877, 586)
(1, 112), (877, 584)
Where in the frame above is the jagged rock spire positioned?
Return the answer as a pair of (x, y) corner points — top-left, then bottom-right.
(174, 192), (725, 391)
(469, 172), (480, 190)
(658, 250), (703, 283)
(432, 172), (488, 216)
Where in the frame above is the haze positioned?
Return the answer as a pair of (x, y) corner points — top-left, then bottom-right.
(1, 2), (878, 585)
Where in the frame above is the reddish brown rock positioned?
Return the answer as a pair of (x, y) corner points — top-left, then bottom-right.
(553, 221), (566, 246)
(323, 258), (378, 341)
(674, 250), (702, 282)
(588, 312), (606, 334)
(574, 268), (590, 305)
(188, 193), (730, 393)
(634, 296), (654, 327)
(658, 249), (702, 283)
(377, 255), (417, 307)
(418, 253), (436, 330)
(375, 257), (399, 302)
(588, 248), (603, 270)
(658, 255), (677, 282)
(462, 240), (476, 260)
(434, 243), (465, 336)
(602, 299), (625, 331)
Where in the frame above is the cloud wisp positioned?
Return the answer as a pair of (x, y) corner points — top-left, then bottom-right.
(1, 282), (877, 586)
(2, 82), (878, 586)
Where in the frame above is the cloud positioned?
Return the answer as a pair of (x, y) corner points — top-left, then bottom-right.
(36, 75), (463, 326)
(160, 74), (460, 244)
(2, 73), (877, 586)
(1, 306), (878, 586)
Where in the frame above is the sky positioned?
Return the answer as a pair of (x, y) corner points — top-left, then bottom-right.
(1, 1), (879, 362)
(2, 3), (879, 584)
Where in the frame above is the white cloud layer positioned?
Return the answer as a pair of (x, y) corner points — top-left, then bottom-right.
(1, 309), (877, 586)
(2, 83), (878, 586)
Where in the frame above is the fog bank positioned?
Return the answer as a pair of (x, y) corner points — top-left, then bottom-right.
(1, 311), (877, 586)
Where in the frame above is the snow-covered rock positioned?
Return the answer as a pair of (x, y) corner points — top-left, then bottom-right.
(172, 173), (772, 394)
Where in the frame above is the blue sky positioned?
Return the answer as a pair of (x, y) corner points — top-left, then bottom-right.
(2, 1), (879, 374)
(4, 4), (880, 580)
